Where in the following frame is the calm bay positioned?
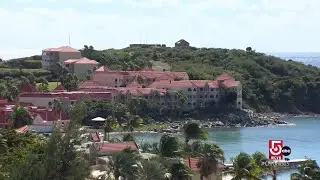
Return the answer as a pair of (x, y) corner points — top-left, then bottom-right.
(111, 117), (320, 179)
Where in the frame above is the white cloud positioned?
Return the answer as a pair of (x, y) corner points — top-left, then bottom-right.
(1, 0), (320, 59)
(87, 0), (112, 3)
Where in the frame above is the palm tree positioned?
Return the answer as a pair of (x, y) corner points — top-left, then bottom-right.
(122, 133), (135, 142)
(176, 90), (187, 117)
(197, 153), (219, 180)
(159, 134), (180, 157)
(107, 147), (142, 180)
(6, 105), (33, 129)
(291, 160), (320, 180)
(183, 122), (208, 146)
(122, 112), (143, 132)
(103, 116), (118, 141)
(0, 133), (7, 153)
(226, 152), (261, 180)
(138, 158), (168, 180)
(169, 162), (192, 180)
(251, 151), (271, 179)
(53, 99), (63, 121)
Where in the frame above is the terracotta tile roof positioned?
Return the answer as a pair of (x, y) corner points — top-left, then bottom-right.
(53, 84), (65, 92)
(149, 80), (196, 88)
(215, 73), (235, 81)
(64, 58), (98, 65)
(222, 80), (240, 87)
(183, 158), (226, 172)
(43, 46), (80, 53)
(20, 83), (38, 93)
(95, 141), (139, 153)
(19, 91), (112, 101)
(79, 81), (102, 87)
(64, 59), (79, 64)
(95, 66), (112, 72)
(94, 68), (188, 80)
(126, 81), (142, 88)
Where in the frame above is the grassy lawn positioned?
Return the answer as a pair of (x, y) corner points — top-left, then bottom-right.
(36, 81), (60, 91)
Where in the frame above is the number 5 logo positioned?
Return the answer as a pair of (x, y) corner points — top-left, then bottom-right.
(269, 140), (283, 156)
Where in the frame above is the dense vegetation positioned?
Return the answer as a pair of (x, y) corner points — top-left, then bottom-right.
(81, 45), (320, 114)
(4, 45), (320, 113)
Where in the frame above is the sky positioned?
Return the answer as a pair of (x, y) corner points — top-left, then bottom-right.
(1, 0), (320, 60)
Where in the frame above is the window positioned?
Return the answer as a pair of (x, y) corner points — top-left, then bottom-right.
(193, 102), (196, 106)
(193, 88), (196, 91)
(210, 95), (214, 98)
(211, 88), (214, 91)
(216, 95), (218, 98)
(200, 88), (203, 91)
(205, 95), (208, 98)
(115, 86), (117, 87)
(238, 102), (241, 104)
(188, 103), (191, 106)
(188, 88), (192, 91)
(200, 95), (203, 98)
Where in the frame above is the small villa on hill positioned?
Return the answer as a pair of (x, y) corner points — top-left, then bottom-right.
(175, 39), (190, 47)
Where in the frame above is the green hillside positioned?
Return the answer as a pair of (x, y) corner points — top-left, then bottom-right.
(81, 45), (320, 114)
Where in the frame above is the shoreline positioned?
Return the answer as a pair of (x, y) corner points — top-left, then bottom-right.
(88, 110), (320, 135)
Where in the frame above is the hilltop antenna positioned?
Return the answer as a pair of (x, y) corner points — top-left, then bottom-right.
(68, 33), (71, 46)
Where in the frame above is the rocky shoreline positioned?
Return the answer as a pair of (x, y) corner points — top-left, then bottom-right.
(153, 109), (293, 133)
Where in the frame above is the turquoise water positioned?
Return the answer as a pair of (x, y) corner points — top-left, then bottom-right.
(111, 117), (320, 179)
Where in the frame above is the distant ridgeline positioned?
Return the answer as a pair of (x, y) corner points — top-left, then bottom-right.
(129, 44), (166, 48)
(269, 52), (320, 67)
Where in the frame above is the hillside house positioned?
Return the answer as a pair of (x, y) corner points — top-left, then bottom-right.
(42, 46), (81, 70)
(175, 39), (190, 47)
(64, 57), (98, 78)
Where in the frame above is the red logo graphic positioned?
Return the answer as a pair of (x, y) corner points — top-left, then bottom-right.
(269, 140), (283, 160)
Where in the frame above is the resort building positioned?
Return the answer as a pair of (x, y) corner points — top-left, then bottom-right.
(0, 102), (69, 131)
(92, 66), (189, 87)
(64, 57), (99, 79)
(42, 46), (81, 70)
(81, 66), (242, 110)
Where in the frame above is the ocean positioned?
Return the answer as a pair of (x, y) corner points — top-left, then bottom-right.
(111, 117), (320, 180)
(268, 52), (320, 67)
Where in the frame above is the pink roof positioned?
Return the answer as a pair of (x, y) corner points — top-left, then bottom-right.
(95, 141), (139, 153)
(64, 58), (98, 65)
(94, 68), (188, 80)
(95, 66), (112, 72)
(149, 80), (196, 88)
(20, 83), (38, 93)
(44, 46), (80, 53)
(64, 57), (98, 65)
(19, 91), (112, 101)
(79, 81), (102, 87)
(126, 81), (142, 88)
(64, 59), (79, 64)
(216, 73), (235, 81)
(184, 158), (226, 171)
(53, 84), (65, 92)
